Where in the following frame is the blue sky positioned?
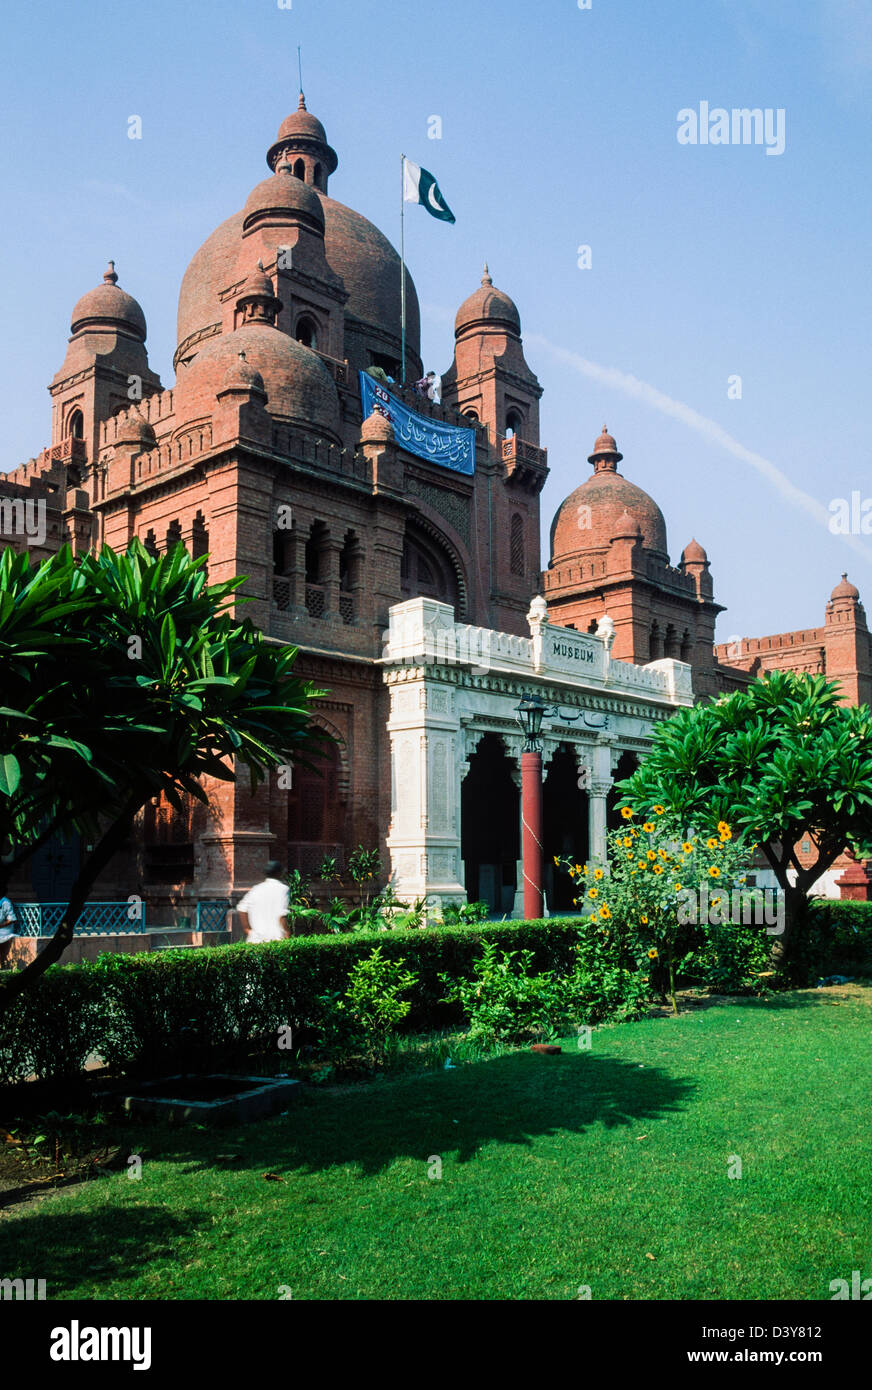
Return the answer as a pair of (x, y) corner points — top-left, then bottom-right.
(2, 0), (870, 637)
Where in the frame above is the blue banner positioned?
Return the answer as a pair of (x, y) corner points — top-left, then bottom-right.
(359, 372), (475, 476)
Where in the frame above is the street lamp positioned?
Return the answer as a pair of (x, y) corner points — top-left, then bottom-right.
(515, 693), (610, 920)
(515, 694), (548, 919)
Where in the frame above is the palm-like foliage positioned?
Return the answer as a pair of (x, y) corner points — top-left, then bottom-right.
(0, 540), (326, 1007)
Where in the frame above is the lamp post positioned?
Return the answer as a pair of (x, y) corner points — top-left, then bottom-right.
(516, 694), (547, 920)
(515, 694), (610, 920)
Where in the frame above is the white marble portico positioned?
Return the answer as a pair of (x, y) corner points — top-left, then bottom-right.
(380, 596), (694, 915)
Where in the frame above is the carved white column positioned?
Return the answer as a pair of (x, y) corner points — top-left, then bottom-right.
(587, 733), (616, 865)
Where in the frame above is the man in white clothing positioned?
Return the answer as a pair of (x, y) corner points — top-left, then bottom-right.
(237, 861), (290, 943)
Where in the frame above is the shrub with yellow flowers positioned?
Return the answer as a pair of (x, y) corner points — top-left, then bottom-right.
(556, 807), (753, 1015)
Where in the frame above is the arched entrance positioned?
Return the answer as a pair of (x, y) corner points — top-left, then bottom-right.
(543, 744), (589, 913)
(287, 739), (346, 878)
(461, 734), (519, 915)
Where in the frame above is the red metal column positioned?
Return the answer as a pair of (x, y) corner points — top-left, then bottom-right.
(521, 750), (544, 920)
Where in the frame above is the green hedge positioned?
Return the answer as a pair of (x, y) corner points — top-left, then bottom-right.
(805, 900), (872, 978)
(1, 904), (870, 1089)
(0, 920), (581, 1087)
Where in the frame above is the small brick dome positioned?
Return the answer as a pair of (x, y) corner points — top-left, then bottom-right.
(360, 408), (394, 443)
(177, 323), (340, 437)
(275, 95), (329, 146)
(455, 266), (521, 338)
(831, 573), (860, 601)
(71, 262), (147, 342)
(549, 428), (668, 564)
(611, 508), (642, 541)
(681, 538), (708, 564)
(242, 165), (325, 233)
(219, 349), (266, 398)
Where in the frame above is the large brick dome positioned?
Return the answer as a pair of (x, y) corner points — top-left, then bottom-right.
(176, 102), (420, 365)
(176, 322), (340, 438)
(549, 428), (668, 563)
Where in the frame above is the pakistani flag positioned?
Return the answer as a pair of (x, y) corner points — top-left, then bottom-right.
(403, 158), (455, 223)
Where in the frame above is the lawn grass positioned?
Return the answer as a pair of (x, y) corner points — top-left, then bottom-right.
(1, 985), (870, 1300)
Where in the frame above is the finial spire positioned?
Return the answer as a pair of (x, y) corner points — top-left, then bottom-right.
(482, 263), (492, 286)
(103, 260), (118, 285)
(297, 44), (305, 107)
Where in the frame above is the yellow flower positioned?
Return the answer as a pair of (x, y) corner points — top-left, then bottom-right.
(719, 830), (732, 843)
(553, 855), (560, 866)
(593, 868), (604, 881)
(568, 867), (576, 878)
(706, 837), (719, 850)
(620, 806), (634, 819)
(646, 850), (657, 861)
(652, 863), (664, 875)
(674, 883), (682, 892)
(623, 837), (633, 848)
(717, 821), (731, 836)
(653, 805), (665, 815)
(574, 863), (583, 874)
(642, 822), (655, 834)
(658, 849), (668, 860)
(708, 865), (721, 878)
(588, 887), (598, 899)
(599, 905), (611, 920)
(682, 841), (693, 854)
(712, 896), (722, 906)
(626, 851), (635, 860)
(641, 914), (649, 925)
(647, 947), (658, 960)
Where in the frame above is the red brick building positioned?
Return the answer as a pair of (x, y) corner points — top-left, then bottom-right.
(3, 96), (869, 917)
(3, 97), (547, 918)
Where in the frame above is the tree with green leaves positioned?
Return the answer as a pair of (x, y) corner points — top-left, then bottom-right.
(617, 671), (872, 969)
(0, 540), (326, 1012)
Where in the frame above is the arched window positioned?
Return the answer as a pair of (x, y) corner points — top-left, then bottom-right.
(313, 161), (323, 190)
(505, 409), (523, 440)
(166, 519), (182, 551)
(305, 520), (329, 619)
(339, 530), (361, 625)
(293, 158), (305, 180)
(287, 737), (344, 853)
(649, 621), (663, 661)
(191, 511), (209, 561)
(463, 409), (479, 422)
(67, 409), (84, 439)
(586, 618), (599, 634)
(680, 629), (693, 662)
(401, 523), (461, 612)
(143, 529), (158, 559)
(510, 514), (524, 577)
(295, 316), (318, 349)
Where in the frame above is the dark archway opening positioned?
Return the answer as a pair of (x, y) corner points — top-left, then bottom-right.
(543, 744), (588, 912)
(461, 734), (519, 915)
(608, 750), (640, 831)
(401, 523), (461, 614)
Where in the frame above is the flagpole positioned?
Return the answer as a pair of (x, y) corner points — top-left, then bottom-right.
(400, 152), (406, 387)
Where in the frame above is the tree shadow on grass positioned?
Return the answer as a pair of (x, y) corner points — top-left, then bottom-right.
(0, 1205), (208, 1297)
(140, 1048), (696, 1178)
